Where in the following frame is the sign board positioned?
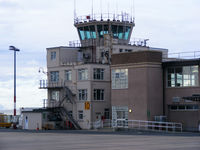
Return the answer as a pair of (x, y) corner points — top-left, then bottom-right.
(85, 101), (90, 110)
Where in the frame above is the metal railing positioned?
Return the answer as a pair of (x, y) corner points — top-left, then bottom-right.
(163, 51), (200, 61)
(68, 38), (149, 48)
(74, 13), (134, 24)
(113, 119), (182, 132)
(39, 80), (76, 90)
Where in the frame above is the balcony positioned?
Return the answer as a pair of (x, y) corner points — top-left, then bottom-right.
(39, 80), (67, 89)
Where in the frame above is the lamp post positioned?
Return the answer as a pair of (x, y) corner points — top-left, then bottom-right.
(9, 46), (20, 129)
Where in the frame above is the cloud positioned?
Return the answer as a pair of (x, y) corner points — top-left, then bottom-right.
(1, 0), (200, 111)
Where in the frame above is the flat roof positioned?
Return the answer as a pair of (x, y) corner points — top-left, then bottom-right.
(162, 58), (200, 67)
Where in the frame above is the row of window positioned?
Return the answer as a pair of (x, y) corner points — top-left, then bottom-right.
(170, 105), (199, 111)
(50, 68), (105, 82)
(78, 89), (105, 101)
(50, 66), (198, 88)
(78, 25), (131, 40)
(167, 66), (199, 87)
(78, 109), (109, 120)
(51, 89), (105, 101)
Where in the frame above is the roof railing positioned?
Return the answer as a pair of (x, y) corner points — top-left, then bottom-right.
(163, 51), (200, 60)
(74, 12), (135, 24)
(68, 38), (149, 48)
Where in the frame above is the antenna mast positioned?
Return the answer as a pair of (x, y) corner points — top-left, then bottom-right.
(100, 0), (102, 19)
(74, 0), (77, 20)
(132, 0), (135, 21)
(92, 0), (94, 19)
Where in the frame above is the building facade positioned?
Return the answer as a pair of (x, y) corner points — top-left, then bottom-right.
(38, 12), (200, 131)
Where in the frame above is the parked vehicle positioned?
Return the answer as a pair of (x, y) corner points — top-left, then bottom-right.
(0, 113), (12, 128)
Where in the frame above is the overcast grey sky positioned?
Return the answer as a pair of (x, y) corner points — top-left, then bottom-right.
(0, 0), (200, 113)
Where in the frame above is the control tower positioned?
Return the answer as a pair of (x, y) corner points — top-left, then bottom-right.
(73, 13), (135, 63)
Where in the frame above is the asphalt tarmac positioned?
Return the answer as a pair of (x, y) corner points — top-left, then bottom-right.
(0, 129), (200, 150)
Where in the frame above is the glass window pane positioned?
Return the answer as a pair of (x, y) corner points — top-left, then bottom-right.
(84, 26), (91, 39)
(112, 25), (118, 38)
(118, 26), (124, 39)
(97, 25), (103, 38)
(78, 27), (85, 40)
(178, 105), (185, 110)
(104, 25), (109, 34)
(124, 26), (131, 40)
(171, 105), (177, 110)
(89, 25), (96, 39)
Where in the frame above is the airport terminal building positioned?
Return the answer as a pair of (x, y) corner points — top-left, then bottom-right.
(34, 12), (200, 131)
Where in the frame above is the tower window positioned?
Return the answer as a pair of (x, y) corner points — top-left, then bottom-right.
(78, 27), (85, 40)
(51, 51), (56, 60)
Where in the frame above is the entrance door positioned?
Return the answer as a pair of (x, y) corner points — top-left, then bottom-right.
(24, 116), (29, 129)
(112, 106), (128, 128)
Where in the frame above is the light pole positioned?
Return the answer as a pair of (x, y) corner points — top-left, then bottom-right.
(9, 46), (20, 129)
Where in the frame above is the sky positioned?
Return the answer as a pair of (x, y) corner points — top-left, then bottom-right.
(0, 0), (200, 114)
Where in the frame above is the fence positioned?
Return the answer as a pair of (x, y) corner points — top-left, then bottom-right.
(114, 119), (182, 132)
(163, 51), (200, 60)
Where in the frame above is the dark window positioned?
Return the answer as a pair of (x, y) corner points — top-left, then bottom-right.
(104, 108), (109, 119)
(171, 105), (178, 110)
(78, 89), (87, 101)
(93, 68), (104, 80)
(94, 89), (104, 101)
(68, 111), (73, 117)
(112, 25), (118, 38)
(78, 111), (83, 120)
(97, 25), (103, 38)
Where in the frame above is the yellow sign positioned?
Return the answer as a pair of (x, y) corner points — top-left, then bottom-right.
(85, 101), (90, 110)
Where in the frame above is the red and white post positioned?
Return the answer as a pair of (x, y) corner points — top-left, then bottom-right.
(9, 46), (20, 129)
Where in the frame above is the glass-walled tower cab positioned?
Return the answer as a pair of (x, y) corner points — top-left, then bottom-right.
(74, 13), (135, 64)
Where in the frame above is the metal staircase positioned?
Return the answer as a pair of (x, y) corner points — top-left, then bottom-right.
(54, 86), (81, 130)
(59, 107), (81, 130)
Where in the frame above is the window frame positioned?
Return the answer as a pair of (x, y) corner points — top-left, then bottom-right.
(167, 65), (199, 88)
(50, 51), (56, 60)
(78, 110), (83, 120)
(112, 69), (128, 89)
(78, 69), (88, 80)
(93, 68), (104, 80)
(78, 89), (88, 101)
(50, 71), (59, 82)
(93, 89), (104, 101)
(65, 70), (72, 81)
(51, 91), (60, 101)
(170, 105), (199, 111)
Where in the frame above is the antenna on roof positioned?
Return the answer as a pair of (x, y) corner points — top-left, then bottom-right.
(100, 0), (102, 19)
(116, 0), (118, 19)
(107, 0), (110, 18)
(91, 0), (94, 19)
(132, 0), (135, 21)
(74, 0), (77, 19)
